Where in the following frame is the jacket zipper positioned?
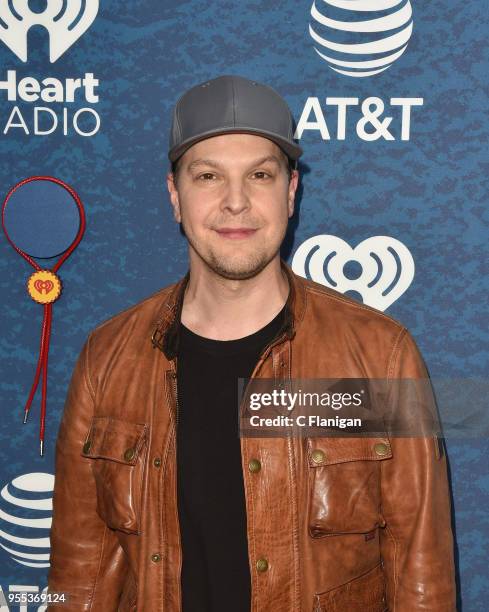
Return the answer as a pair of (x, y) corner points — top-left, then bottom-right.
(171, 357), (179, 429)
(170, 355), (182, 612)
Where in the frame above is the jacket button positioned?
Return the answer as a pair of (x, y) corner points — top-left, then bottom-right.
(374, 442), (389, 456)
(82, 440), (91, 454)
(153, 457), (162, 468)
(124, 448), (136, 461)
(311, 449), (325, 464)
(151, 553), (161, 563)
(256, 558), (269, 572)
(248, 458), (261, 473)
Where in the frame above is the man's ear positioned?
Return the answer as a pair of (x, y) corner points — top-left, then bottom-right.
(167, 172), (182, 223)
(287, 169), (299, 218)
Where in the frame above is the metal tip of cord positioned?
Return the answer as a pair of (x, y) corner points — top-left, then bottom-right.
(40, 440), (44, 457)
(23, 412), (28, 424)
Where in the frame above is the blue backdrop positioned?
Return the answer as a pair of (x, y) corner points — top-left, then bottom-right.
(0, 1), (487, 609)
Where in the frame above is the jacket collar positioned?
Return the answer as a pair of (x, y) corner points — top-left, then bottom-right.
(151, 257), (306, 361)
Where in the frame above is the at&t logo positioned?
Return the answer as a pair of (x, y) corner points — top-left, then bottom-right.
(301, 1), (421, 142)
(0, 472), (53, 568)
(309, 0), (413, 77)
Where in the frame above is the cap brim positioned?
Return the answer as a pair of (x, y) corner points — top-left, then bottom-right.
(168, 126), (303, 163)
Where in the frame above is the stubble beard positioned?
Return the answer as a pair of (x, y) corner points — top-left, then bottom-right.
(182, 222), (280, 281)
(205, 247), (275, 280)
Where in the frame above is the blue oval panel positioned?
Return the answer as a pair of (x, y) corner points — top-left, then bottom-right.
(3, 179), (81, 259)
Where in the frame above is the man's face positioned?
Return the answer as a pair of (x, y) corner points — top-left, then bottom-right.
(167, 133), (299, 280)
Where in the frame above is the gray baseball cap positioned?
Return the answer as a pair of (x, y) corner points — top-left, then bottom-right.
(168, 75), (303, 165)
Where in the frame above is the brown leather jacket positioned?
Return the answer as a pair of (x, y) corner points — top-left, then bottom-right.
(47, 258), (457, 611)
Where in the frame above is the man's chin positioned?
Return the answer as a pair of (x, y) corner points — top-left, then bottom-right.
(205, 253), (272, 281)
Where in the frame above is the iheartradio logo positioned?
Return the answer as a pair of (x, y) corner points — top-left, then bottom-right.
(292, 234), (415, 311)
(0, 0), (99, 62)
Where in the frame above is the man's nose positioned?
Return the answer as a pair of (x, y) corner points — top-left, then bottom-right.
(221, 178), (250, 213)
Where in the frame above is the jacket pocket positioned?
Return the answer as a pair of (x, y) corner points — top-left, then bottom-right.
(81, 415), (149, 535)
(306, 436), (392, 537)
(313, 562), (388, 611)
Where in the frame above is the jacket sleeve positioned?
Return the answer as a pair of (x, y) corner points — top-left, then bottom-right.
(47, 334), (128, 611)
(379, 328), (457, 611)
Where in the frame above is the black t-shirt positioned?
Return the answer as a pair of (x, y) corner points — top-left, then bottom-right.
(176, 304), (286, 612)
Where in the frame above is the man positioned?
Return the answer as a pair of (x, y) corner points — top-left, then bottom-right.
(47, 75), (457, 611)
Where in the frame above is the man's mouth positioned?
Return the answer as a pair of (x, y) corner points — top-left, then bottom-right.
(214, 227), (258, 239)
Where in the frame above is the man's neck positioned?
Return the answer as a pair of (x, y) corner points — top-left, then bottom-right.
(180, 257), (289, 341)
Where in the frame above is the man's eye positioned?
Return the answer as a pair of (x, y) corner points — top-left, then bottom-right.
(197, 173), (216, 181)
(252, 171), (270, 180)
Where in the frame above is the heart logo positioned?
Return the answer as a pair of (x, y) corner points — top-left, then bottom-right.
(34, 279), (54, 295)
(0, 0), (100, 63)
(292, 234), (414, 311)
(27, 270), (62, 304)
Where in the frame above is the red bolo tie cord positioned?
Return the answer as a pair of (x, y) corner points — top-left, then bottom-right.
(1, 176), (86, 456)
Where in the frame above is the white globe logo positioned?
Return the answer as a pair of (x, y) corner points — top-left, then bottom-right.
(0, 473), (54, 568)
(309, 0), (413, 77)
